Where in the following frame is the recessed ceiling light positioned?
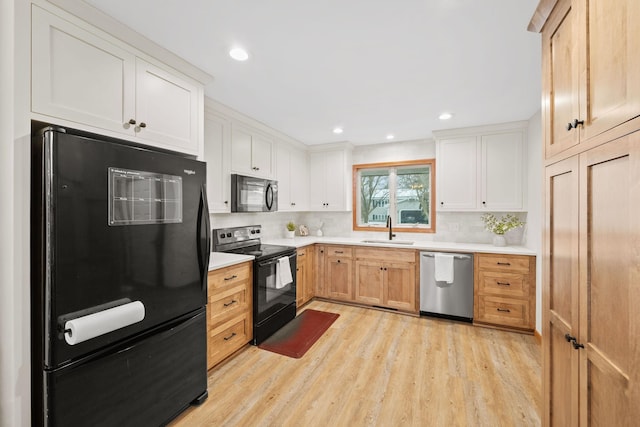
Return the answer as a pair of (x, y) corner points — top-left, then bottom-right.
(439, 112), (453, 120)
(333, 127), (343, 134)
(229, 47), (249, 61)
(386, 134), (394, 140)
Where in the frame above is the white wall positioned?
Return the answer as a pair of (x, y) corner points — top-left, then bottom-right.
(526, 110), (543, 334)
(2, 0), (31, 425)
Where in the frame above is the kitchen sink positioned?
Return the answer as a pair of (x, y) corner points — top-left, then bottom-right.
(360, 239), (414, 245)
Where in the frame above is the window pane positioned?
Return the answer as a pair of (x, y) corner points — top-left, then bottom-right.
(395, 165), (431, 225)
(359, 168), (389, 225)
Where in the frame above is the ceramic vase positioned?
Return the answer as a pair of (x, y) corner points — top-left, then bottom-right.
(492, 234), (507, 247)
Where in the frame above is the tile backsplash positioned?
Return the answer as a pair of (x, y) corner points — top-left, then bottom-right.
(210, 210), (528, 245)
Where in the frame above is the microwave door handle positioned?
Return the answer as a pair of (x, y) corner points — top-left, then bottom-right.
(265, 183), (274, 211)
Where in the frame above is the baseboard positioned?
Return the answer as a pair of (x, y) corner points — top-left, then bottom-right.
(534, 330), (542, 345)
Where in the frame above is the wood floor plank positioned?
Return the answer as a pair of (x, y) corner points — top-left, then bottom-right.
(170, 301), (541, 426)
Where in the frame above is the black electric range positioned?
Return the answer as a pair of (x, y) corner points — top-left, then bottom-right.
(211, 225), (297, 344)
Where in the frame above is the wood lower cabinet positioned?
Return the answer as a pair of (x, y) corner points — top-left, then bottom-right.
(325, 246), (353, 301)
(314, 245), (328, 298)
(296, 246), (314, 307)
(354, 248), (417, 313)
(206, 261), (252, 370)
(473, 253), (536, 332)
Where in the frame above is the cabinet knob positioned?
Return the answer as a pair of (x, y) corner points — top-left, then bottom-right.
(572, 341), (585, 350)
(224, 201), (228, 204)
(482, 201), (486, 205)
(566, 118), (584, 131)
(139, 122), (147, 128)
(564, 333), (576, 342)
(128, 119), (136, 125)
(440, 201), (444, 206)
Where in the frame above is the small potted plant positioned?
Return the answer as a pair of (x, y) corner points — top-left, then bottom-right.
(481, 213), (525, 246)
(285, 221), (296, 238)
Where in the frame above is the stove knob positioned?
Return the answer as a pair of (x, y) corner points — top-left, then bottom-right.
(256, 229), (261, 233)
(219, 233), (225, 239)
(226, 232), (232, 238)
(250, 230), (255, 234)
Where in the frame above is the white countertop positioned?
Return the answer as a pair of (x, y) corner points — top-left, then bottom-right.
(262, 236), (536, 256)
(208, 252), (254, 271)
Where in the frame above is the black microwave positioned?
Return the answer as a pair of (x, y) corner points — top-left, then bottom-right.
(231, 174), (278, 212)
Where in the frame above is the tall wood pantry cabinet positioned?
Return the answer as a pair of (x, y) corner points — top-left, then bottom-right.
(530, 0), (640, 425)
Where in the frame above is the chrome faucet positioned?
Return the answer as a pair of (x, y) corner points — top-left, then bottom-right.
(386, 215), (396, 241)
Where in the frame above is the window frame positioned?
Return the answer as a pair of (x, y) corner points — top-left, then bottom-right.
(352, 159), (436, 233)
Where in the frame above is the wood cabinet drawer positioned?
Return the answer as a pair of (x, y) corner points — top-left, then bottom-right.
(478, 254), (531, 273)
(354, 247), (415, 263)
(208, 285), (250, 329)
(476, 295), (531, 330)
(326, 246), (353, 258)
(208, 262), (252, 293)
(208, 314), (251, 369)
(478, 271), (528, 298)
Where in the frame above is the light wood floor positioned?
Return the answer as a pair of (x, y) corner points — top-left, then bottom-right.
(171, 300), (541, 427)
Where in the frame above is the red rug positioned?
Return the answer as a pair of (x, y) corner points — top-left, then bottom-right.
(258, 309), (339, 358)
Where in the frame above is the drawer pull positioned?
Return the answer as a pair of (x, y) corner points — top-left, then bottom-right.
(335, 250), (344, 254)
(497, 308), (511, 313)
(224, 274), (238, 281)
(298, 253), (305, 257)
(223, 300), (238, 307)
(223, 332), (237, 341)
(497, 262), (511, 266)
(497, 282), (511, 286)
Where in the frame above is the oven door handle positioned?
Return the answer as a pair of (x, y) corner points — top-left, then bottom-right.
(258, 254), (293, 268)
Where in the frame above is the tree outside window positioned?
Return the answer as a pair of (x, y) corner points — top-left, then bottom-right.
(353, 159), (436, 233)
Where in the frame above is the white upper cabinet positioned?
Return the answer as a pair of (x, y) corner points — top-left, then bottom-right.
(435, 122), (526, 212)
(203, 112), (231, 213)
(480, 132), (524, 210)
(308, 147), (352, 211)
(231, 125), (274, 178)
(31, 5), (203, 157)
(436, 136), (478, 210)
(134, 59), (200, 154)
(276, 143), (309, 211)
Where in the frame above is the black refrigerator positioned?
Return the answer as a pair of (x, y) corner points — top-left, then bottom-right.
(31, 126), (211, 426)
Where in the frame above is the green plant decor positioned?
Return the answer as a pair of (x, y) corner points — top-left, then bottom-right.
(286, 221), (296, 232)
(481, 213), (525, 235)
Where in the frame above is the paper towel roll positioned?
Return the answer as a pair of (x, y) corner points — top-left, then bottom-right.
(64, 301), (145, 345)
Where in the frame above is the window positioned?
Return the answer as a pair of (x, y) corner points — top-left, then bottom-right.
(352, 159), (436, 233)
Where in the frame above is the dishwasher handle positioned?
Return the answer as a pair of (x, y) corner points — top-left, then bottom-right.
(421, 252), (471, 260)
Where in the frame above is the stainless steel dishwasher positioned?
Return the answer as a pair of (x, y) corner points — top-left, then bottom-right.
(420, 252), (474, 321)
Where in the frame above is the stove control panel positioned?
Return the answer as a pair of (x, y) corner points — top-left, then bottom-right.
(212, 225), (262, 251)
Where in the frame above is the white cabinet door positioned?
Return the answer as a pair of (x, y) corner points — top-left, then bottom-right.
(323, 150), (346, 211)
(135, 59), (200, 155)
(276, 144), (293, 210)
(231, 127), (253, 175)
(289, 148), (309, 211)
(308, 150), (347, 211)
(231, 126), (274, 178)
(278, 144), (309, 211)
(204, 114), (231, 212)
(32, 5), (135, 134)
(481, 132), (524, 210)
(308, 151), (326, 211)
(251, 135), (274, 177)
(436, 137), (478, 210)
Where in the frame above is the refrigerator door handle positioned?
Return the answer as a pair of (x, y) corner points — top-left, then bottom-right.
(197, 184), (211, 290)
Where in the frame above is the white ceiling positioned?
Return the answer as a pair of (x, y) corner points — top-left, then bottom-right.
(85, 0), (541, 146)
